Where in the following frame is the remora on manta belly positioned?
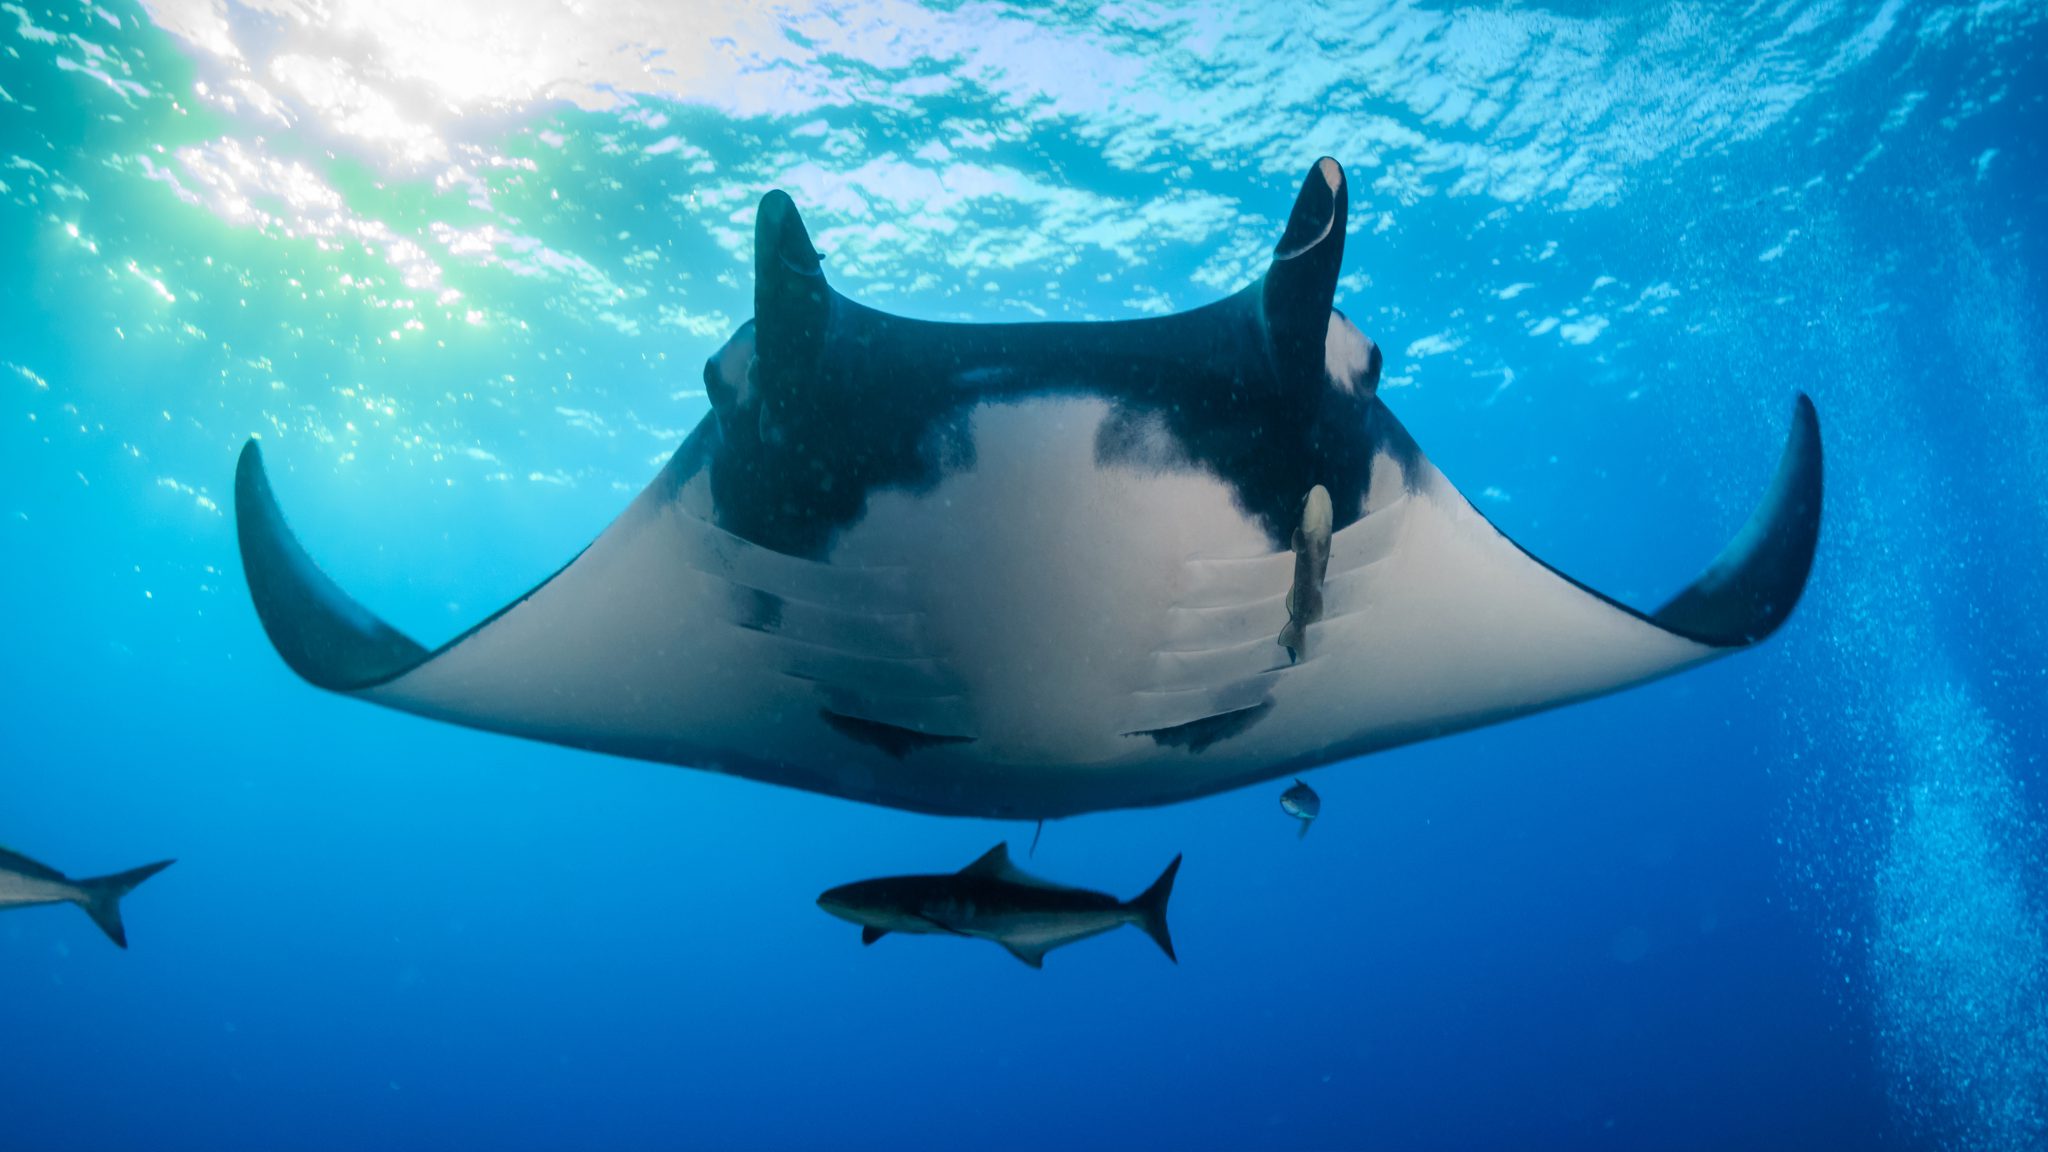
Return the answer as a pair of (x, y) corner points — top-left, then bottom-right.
(233, 156), (1823, 820)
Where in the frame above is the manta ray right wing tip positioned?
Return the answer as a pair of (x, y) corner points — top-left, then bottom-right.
(234, 439), (429, 694)
(1650, 393), (1823, 648)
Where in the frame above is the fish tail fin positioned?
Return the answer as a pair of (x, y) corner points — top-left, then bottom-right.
(1277, 620), (1304, 664)
(1129, 854), (1182, 964)
(1297, 818), (1312, 841)
(73, 860), (174, 949)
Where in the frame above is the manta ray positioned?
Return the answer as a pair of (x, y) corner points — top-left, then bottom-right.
(235, 156), (1822, 820)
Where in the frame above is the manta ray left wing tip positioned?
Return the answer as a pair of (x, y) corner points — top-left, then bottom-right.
(1650, 393), (1823, 648)
(234, 439), (428, 693)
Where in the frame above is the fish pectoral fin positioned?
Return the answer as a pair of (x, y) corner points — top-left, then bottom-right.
(236, 441), (431, 692)
(1000, 941), (1049, 969)
(1300, 396), (1822, 757)
(861, 926), (888, 946)
(1648, 394), (1823, 646)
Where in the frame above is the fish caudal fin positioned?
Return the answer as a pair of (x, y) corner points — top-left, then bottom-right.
(73, 859), (174, 949)
(1129, 854), (1182, 964)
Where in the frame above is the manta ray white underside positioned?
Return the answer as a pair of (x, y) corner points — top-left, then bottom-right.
(235, 158), (1822, 819)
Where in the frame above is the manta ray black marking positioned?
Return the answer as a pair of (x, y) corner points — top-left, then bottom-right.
(234, 157), (1823, 819)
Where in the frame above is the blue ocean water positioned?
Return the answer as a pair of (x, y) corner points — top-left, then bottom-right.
(2, 2), (2044, 1149)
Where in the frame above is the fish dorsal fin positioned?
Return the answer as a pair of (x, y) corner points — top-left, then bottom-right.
(1001, 940), (1050, 969)
(960, 844), (1074, 892)
(960, 842), (1022, 881)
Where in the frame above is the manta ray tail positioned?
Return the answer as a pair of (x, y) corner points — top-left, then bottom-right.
(1128, 854), (1182, 964)
(73, 859), (174, 949)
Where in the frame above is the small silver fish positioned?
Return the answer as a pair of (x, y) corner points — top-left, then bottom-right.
(1279, 779), (1320, 839)
(818, 843), (1179, 969)
(0, 845), (173, 948)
